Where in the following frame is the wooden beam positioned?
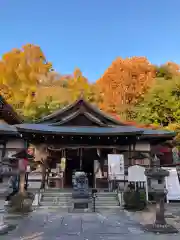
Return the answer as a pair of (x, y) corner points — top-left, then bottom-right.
(48, 145), (126, 150)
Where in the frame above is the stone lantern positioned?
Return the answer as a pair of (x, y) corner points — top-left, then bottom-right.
(144, 167), (178, 234)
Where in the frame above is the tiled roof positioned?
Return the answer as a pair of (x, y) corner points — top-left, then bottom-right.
(0, 95), (22, 124)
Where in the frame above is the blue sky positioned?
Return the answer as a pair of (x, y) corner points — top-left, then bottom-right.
(0, 0), (180, 82)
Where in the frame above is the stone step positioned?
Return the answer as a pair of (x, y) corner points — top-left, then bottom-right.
(96, 197), (117, 199)
(42, 198), (117, 202)
(96, 200), (118, 202)
(42, 196), (72, 200)
(40, 204), (72, 209)
(96, 193), (117, 196)
(44, 189), (72, 193)
(96, 199), (118, 202)
(95, 202), (119, 205)
(41, 199), (72, 203)
(43, 190), (71, 193)
(40, 189), (73, 208)
(94, 193), (119, 208)
(40, 202), (119, 209)
(96, 195), (117, 199)
(38, 206), (70, 210)
(43, 193), (71, 196)
(96, 204), (119, 206)
(43, 193), (72, 197)
(40, 191), (119, 208)
(95, 200), (118, 203)
(42, 196), (72, 199)
(95, 206), (120, 209)
(40, 202), (72, 207)
(95, 204), (119, 206)
(96, 196), (117, 198)
(96, 198), (117, 201)
(42, 200), (71, 204)
(41, 199), (71, 203)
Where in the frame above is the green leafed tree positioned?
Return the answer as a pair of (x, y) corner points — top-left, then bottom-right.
(135, 77), (180, 126)
(155, 62), (180, 80)
(22, 96), (69, 122)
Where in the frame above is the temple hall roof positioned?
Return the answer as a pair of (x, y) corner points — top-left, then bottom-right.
(0, 95), (22, 124)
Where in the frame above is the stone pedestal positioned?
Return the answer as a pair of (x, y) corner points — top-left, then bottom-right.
(73, 198), (90, 209)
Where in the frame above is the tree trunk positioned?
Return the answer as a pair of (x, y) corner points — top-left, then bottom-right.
(18, 159), (27, 195)
(19, 172), (25, 195)
(40, 163), (47, 189)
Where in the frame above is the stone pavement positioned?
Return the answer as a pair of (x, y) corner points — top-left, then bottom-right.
(0, 207), (180, 240)
(126, 203), (180, 232)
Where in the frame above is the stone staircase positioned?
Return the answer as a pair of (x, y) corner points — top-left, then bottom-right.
(95, 192), (120, 209)
(40, 188), (72, 209)
(39, 189), (120, 211)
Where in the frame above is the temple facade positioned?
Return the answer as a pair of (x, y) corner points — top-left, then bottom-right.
(11, 97), (175, 188)
(0, 95), (176, 187)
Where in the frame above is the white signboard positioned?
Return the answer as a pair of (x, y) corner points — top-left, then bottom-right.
(128, 165), (149, 202)
(108, 154), (124, 180)
(163, 167), (180, 202)
(128, 165), (146, 182)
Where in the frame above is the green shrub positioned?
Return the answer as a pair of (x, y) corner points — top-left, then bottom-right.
(123, 190), (147, 210)
(9, 192), (34, 213)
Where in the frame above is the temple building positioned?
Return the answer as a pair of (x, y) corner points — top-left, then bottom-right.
(0, 96), (24, 176)
(11, 97), (176, 188)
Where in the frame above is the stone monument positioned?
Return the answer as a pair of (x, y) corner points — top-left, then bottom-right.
(72, 171), (90, 209)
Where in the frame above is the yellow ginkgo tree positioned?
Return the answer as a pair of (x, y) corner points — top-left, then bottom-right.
(0, 44), (52, 109)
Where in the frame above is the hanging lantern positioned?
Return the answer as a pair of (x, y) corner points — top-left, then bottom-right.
(61, 157), (66, 172)
(60, 149), (66, 172)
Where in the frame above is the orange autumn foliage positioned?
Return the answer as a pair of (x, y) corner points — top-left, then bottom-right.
(112, 113), (160, 129)
(166, 62), (180, 76)
(95, 57), (155, 117)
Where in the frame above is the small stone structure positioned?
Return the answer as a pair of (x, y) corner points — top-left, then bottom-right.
(72, 171), (90, 209)
(144, 167), (178, 234)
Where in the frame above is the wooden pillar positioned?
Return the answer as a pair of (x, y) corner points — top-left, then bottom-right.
(133, 141), (136, 165)
(128, 144), (132, 166)
(80, 148), (83, 170)
(99, 149), (105, 177)
(24, 138), (29, 190)
(133, 140), (136, 152)
(40, 159), (47, 189)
